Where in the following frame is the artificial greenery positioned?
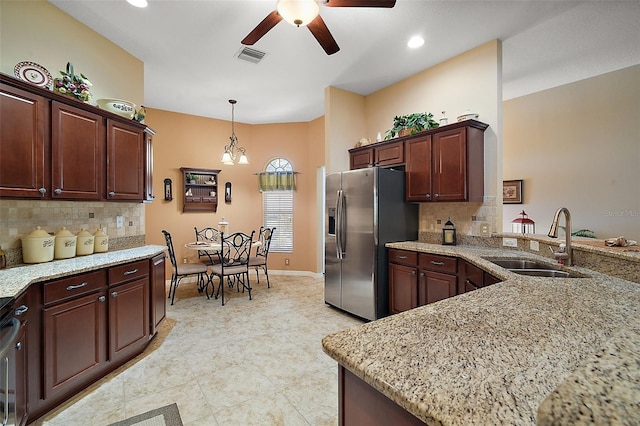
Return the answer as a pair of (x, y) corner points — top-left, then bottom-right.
(384, 112), (439, 140)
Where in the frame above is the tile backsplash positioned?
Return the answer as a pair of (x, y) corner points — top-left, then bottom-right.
(0, 200), (146, 266)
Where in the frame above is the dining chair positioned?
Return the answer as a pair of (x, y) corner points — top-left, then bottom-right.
(209, 231), (255, 306)
(249, 226), (276, 288)
(194, 226), (221, 266)
(162, 230), (209, 305)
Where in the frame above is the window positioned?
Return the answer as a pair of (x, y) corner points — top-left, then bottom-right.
(261, 158), (294, 252)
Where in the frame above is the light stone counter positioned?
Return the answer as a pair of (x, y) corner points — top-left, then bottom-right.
(0, 245), (166, 298)
(322, 242), (640, 425)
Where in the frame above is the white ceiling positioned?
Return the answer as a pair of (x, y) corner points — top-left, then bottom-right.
(48, 0), (640, 125)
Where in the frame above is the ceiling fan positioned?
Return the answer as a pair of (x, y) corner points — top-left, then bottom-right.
(241, 0), (396, 55)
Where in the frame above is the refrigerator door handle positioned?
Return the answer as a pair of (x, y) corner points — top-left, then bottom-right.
(338, 190), (347, 258)
(336, 190), (343, 259)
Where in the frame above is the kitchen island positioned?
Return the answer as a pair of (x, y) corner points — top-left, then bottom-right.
(322, 243), (640, 424)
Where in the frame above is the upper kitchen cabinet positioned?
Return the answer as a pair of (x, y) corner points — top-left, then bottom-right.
(349, 140), (405, 169)
(0, 73), (153, 202)
(0, 81), (49, 198)
(52, 101), (104, 200)
(405, 120), (488, 202)
(106, 120), (143, 200)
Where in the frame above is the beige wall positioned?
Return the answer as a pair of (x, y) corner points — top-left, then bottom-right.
(503, 64), (640, 240)
(324, 87), (366, 174)
(0, 0), (144, 107)
(361, 40), (503, 236)
(143, 109), (322, 275)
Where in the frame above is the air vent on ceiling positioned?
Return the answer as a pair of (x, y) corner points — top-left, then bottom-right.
(236, 47), (267, 64)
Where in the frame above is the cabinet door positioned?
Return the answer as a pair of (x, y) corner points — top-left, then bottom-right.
(106, 120), (144, 200)
(389, 263), (418, 314)
(432, 128), (467, 202)
(350, 148), (373, 170)
(375, 141), (404, 167)
(43, 292), (107, 400)
(150, 253), (166, 336)
(0, 83), (48, 198)
(405, 136), (432, 202)
(108, 278), (149, 363)
(460, 261), (484, 294)
(143, 127), (156, 202)
(51, 101), (104, 200)
(420, 271), (457, 305)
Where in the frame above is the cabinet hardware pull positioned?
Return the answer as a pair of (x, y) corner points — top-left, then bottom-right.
(430, 261), (445, 266)
(108, 191), (116, 197)
(67, 282), (88, 291)
(420, 272), (424, 277)
(39, 187), (47, 195)
(99, 296), (106, 302)
(111, 292), (118, 298)
(434, 193), (439, 198)
(465, 279), (480, 290)
(153, 259), (164, 266)
(54, 188), (62, 195)
(15, 342), (22, 351)
(123, 268), (138, 275)
(412, 270), (416, 275)
(426, 194), (431, 199)
(14, 305), (28, 316)
(396, 255), (408, 259)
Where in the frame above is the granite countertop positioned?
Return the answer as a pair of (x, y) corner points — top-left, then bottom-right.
(0, 245), (166, 298)
(322, 242), (640, 425)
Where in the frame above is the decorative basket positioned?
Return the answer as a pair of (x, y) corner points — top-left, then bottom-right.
(53, 62), (92, 102)
(398, 127), (415, 137)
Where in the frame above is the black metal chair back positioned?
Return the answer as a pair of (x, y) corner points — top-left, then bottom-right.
(162, 229), (208, 305)
(210, 230), (255, 305)
(249, 226), (276, 287)
(194, 226), (221, 265)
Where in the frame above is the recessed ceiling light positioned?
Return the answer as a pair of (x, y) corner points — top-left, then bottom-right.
(407, 36), (424, 49)
(127, 0), (148, 8)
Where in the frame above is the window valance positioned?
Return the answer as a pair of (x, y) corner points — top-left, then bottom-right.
(257, 171), (297, 192)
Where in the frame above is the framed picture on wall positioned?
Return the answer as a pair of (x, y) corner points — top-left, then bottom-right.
(503, 179), (523, 204)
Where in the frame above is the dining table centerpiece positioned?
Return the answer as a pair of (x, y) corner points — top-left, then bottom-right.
(53, 62), (92, 102)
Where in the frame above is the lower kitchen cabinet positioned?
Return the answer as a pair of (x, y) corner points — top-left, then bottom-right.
(150, 253), (166, 336)
(28, 255), (165, 422)
(108, 278), (149, 363)
(389, 263), (418, 314)
(43, 289), (107, 401)
(459, 260), (501, 294)
(418, 271), (457, 306)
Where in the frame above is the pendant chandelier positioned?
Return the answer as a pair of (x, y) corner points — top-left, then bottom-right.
(221, 99), (249, 165)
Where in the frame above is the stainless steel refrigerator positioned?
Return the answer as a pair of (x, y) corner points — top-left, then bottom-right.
(325, 167), (418, 320)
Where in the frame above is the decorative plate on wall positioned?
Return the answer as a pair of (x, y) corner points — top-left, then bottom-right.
(14, 61), (53, 90)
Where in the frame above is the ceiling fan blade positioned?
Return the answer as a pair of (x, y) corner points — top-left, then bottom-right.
(241, 10), (283, 45)
(307, 15), (340, 55)
(323, 0), (396, 7)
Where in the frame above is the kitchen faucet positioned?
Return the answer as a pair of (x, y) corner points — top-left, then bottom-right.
(548, 207), (573, 266)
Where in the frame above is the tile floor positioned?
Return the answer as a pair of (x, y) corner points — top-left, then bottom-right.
(32, 274), (364, 425)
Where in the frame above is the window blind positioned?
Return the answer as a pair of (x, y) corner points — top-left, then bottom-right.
(262, 190), (293, 253)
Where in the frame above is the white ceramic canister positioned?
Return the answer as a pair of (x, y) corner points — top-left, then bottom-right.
(54, 227), (77, 259)
(21, 226), (54, 263)
(76, 228), (95, 256)
(93, 228), (109, 253)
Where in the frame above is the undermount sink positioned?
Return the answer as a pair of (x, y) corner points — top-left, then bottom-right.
(483, 257), (588, 279)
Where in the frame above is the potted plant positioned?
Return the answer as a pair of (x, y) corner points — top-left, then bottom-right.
(384, 112), (439, 140)
(185, 173), (196, 184)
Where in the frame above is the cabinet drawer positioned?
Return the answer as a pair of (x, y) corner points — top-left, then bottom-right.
(389, 249), (418, 267)
(44, 270), (107, 305)
(419, 253), (457, 274)
(375, 141), (404, 167)
(109, 260), (149, 286)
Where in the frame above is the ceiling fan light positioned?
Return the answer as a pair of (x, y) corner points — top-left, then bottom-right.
(277, 0), (319, 27)
(126, 0), (148, 8)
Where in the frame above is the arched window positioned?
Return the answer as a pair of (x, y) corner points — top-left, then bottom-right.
(261, 158), (294, 252)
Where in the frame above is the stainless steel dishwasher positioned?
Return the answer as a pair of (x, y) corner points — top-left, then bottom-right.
(0, 296), (24, 426)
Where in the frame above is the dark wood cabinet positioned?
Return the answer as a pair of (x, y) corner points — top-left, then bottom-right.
(0, 82), (49, 198)
(389, 250), (459, 314)
(106, 120), (144, 200)
(181, 167), (221, 212)
(405, 135), (432, 202)
(143, 127), (156, 202)
(42, 281), (107, 401)
(459, 260), (501, 294)
(150, 253), (166, 336)
(350, 147), (374, 169)
(108, 278), (149, 362)
(375, 141), (404, 167)
(51, 101), (105, 200)
(0, 73), (153, 202)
